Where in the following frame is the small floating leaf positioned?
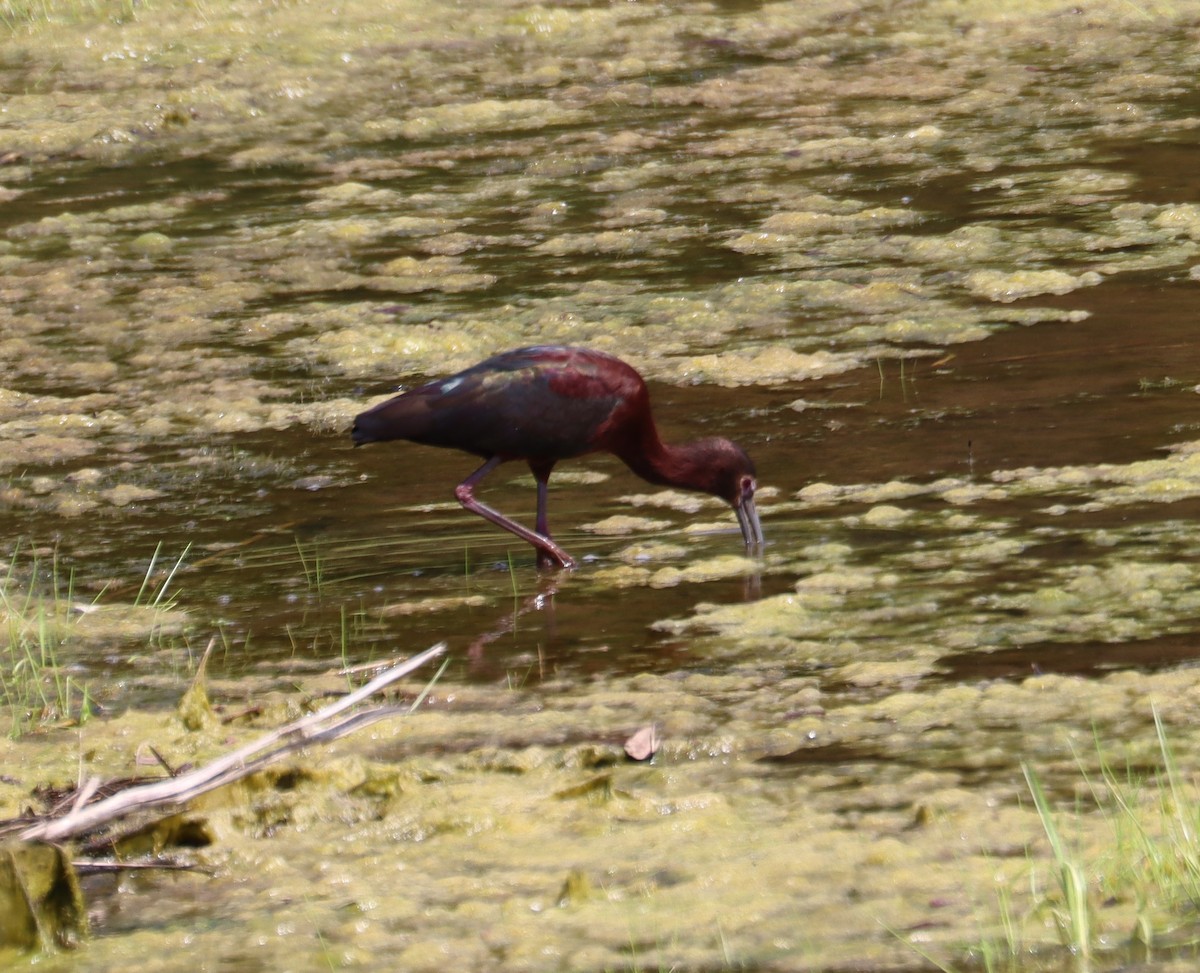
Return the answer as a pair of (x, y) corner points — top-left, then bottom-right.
(624, 724), (660, 762)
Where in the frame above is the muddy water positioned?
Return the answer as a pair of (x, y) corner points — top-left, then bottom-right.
(5, 1), (1200, 971)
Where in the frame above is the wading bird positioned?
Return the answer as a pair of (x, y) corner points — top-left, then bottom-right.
(351, 345), (763, 569)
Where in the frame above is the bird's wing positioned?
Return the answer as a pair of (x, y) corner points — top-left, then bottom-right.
(397, 357), (628, 461)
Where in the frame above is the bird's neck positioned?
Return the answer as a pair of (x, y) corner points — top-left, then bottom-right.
(616, 423), (719, 495)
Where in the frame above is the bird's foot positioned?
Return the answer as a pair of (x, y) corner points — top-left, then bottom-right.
(536, 548), (577, 571)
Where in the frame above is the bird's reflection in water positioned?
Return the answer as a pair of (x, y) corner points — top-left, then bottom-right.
(744, 568), (762, 602)
(467, 575), (560, 663)
(464, 555), (764, 666)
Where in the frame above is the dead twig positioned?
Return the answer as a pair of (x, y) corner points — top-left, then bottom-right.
(18, 642), (447, 844)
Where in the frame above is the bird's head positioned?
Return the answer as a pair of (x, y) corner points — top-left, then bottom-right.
(694, 438), (764, 548)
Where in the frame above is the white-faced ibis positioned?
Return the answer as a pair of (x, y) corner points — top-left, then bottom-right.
(351, 345), (763, 570)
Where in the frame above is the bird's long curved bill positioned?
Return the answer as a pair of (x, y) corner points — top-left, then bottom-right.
(736, 496), (764, 548)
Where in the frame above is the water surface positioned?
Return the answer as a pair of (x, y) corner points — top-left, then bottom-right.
(5, 1), (1200, 970)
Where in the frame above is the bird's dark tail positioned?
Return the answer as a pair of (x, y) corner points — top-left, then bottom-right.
(350, 416), (374, 446)
(351, 391), (432, 446)
(351, 408), (398, 446)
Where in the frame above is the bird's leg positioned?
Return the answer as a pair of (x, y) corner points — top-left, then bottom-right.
(454, 458), (577, 570)
(535, 476), (550, 537)
(531, 464), (560, 571)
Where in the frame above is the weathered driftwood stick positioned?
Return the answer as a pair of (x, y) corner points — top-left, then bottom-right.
(19, 642), (447, 844)
(100, 706), (414, 809)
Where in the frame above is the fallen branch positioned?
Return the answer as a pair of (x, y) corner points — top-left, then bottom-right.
(18, 642), (447, 844)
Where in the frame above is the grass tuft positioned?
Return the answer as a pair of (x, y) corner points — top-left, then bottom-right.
(923, 716), (1200, 973)
(0, 545), (92, 737)
(0, 542), (189, 737)
(1024, 763), (1092, 964)
(0, 0), (148, 31)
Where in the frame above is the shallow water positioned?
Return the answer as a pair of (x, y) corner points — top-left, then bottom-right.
(5, 1), (1200, 970)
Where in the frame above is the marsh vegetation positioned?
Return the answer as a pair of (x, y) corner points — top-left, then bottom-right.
(4, 0), (1200, 969)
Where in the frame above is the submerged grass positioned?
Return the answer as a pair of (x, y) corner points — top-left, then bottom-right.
(294, 537), (326, 595)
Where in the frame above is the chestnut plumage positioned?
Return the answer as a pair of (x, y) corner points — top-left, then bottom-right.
(351, 345), (763, 569)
